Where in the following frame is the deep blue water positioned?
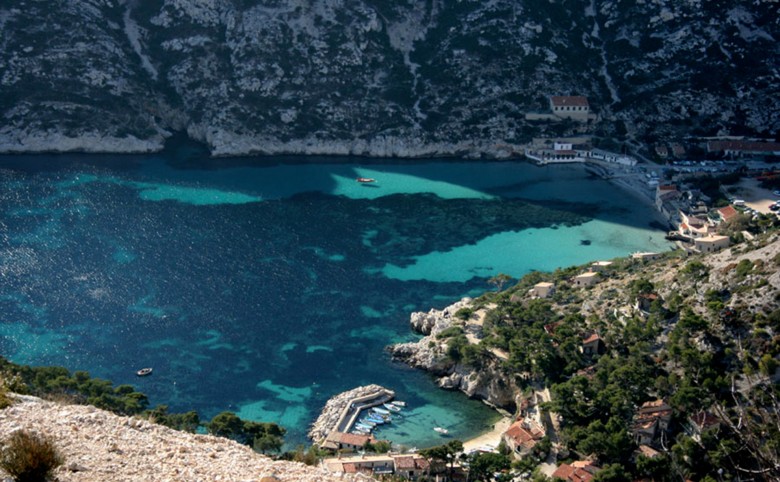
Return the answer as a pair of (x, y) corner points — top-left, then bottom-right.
(0, 150), (671, 447)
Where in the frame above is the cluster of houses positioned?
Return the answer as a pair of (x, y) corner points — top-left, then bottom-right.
(323, 452), (430, 479)
(524, 138), (638, 167)
(655, 183), (734, 253)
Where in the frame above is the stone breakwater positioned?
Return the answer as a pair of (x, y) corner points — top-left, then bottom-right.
(0, 395), (354, 482)
(389, 298), (517, 409)
(308, 385), (392, 445)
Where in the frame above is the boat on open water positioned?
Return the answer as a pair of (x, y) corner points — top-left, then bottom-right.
(136, 368), (153, 377)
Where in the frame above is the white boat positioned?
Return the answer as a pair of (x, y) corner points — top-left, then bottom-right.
(391, 401), (406, 407)
(136, 367), (153, 377)
(433, 427), (449, 435)
(373, 407), (391, 415)
(384, 403), (402, 412)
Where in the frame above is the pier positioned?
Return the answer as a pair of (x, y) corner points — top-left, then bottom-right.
(309, 384), (395, 447)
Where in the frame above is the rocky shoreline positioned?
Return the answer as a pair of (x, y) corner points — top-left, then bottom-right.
(0, 128), (522, 160)
(389, 298), (519, 411)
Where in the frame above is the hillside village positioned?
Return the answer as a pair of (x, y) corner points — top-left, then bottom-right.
(1, 157), (779, 481)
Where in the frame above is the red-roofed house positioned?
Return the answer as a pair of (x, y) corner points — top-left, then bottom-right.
(552, 460), (600, 482)
(392, 455), (430, 479)
(580, 333), (604, 356)
(323, 431), (375, 451)
(718, 205), (739, 223)
(707, 140), (780, 157)
(633, 400), (672, 447)
(550, 96), (590, 121)
(502, 420), (545, 457)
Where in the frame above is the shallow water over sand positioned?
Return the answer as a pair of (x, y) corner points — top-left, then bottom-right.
(0, 152), (671, 447)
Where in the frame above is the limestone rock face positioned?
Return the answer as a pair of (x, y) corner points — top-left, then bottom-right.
(0, 395), (353, 482)
(2, 0), (778, 156)
(389, 298), (517, 410)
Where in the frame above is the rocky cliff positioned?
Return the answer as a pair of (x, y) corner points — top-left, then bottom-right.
(389, 298), (518, 410)
(1, 0), (778, 157)
(0, 394), (352, 482)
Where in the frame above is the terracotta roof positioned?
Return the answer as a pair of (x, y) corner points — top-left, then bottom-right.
(582, 333), (601, 345)
(504, 421), (544, 448)
(708, 140), (780, 153)
(552, 461), (600, 482)
(658, 184), (677, 191)
(343, 463), (357, 473)
(336, 432), (373, 446)
(394, 456), (416, 470)
(550, 95), (589, 107)
(718, 205), (739, 221)
(415, 458), (430, 470)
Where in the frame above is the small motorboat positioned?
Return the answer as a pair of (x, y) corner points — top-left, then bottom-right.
(136, 367), (153, 377)
(383, 403), (402, 412)
(391, 401), (406, 407)
(434, 427), (449, 435)
(366, 415), (386, 424)
(373, 407), (391, 415)
(356, 177), (376, 183)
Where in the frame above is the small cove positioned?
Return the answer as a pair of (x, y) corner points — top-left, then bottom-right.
(0, 151), (672, 447)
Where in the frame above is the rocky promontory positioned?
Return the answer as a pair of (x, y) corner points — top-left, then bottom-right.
(389, 298), (518, 410)
(0, 395), (354, 482)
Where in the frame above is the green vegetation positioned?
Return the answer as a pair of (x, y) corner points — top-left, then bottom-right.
(437, 230), (780, 480)
(206, 412), (285, 453)
(0, 357), (285, 454)
(0, 430), (63, 482)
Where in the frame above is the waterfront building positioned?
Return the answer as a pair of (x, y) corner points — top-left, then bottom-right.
(502, 420), (545, 458)
(694, 235), (730, 253)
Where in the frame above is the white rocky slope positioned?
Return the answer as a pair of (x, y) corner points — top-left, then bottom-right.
(389, 298), (517, 409)
(0, 395), (355, 482)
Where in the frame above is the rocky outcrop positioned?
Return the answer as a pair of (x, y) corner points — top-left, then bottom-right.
(389, 298), (517, 410)
(0, 395), (353, 482)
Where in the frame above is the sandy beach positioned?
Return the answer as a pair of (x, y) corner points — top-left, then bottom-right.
(462, 416), (513, 452)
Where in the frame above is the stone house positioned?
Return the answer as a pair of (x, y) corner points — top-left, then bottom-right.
(530, 282), (555, 298)
(573, 272), (599, 287)
(580, 333), (604, 356)
(694, 235), (730, 253)
(549, 95), (590, 122)
(634, 293), (661, 314)
(632, 400), (672, 448)
(717, 205), (739, 223)
(632, 252), (661, 262)
(590, 261), (613, 272)
(502, 420), (545, 458)
(392, 455), (430, 480)
(323, 431), (374, 451)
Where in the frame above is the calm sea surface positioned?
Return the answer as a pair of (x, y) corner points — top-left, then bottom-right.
(0, 149), (672, 447)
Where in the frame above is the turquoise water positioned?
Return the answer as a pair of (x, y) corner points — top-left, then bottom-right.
(0, 151), (671, 448)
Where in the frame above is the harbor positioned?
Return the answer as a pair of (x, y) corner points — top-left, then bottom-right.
(309, 384), (399, 448)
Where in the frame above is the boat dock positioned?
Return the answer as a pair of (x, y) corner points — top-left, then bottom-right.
(308, 384), (395, 446)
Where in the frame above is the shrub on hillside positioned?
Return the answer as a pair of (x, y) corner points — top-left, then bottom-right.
(0, 430), (64, 482)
